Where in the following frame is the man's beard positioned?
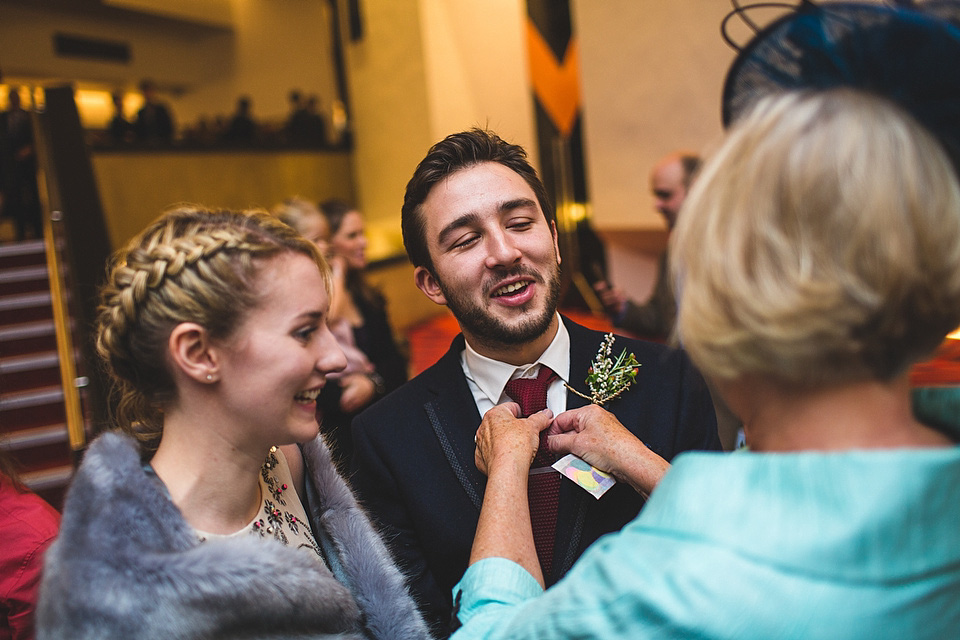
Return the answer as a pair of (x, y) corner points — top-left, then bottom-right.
(436, 264), (561, 347)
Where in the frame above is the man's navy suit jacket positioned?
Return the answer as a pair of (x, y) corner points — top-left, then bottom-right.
(349, 316), (721, 636)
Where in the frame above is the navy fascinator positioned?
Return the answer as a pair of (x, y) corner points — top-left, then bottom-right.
(721, 0), (960, 174)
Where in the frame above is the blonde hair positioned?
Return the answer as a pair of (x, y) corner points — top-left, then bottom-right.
(96, 205), (330, 445)
(671, 89), (960, 385)
(272, 196), (324, 236)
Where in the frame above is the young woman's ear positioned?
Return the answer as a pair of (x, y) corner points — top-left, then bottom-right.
(168, 323), (219, 384)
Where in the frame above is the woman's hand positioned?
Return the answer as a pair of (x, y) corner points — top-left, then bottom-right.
(474, 403), (553, 477)
(548, 404), (670, 497)
(469, 403), (553, 587)
(339, 373), (376, 413)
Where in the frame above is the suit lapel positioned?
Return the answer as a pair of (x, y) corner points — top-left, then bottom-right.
(564, 319), (602, 410)
(421, 335), (487, 512)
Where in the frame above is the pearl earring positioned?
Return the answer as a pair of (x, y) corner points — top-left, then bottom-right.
(206, 374), (213, 381)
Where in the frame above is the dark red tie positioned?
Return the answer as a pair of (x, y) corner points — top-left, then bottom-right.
(504, 365), (559, 579)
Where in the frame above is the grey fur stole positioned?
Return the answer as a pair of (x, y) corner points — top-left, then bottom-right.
(37, 431), (430, 640)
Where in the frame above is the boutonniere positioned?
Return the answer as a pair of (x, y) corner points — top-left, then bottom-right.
(566, 333), (640, 407)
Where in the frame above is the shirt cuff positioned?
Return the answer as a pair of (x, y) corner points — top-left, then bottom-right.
(452, 558), (544, 627)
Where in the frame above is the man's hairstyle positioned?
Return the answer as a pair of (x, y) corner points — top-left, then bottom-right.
(401, 128), (554, 270)
(671, 89), (960, 386)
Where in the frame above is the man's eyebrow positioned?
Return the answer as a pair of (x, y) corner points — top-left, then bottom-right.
(500, 197), (538, 212)
(438, 212), (482, 247)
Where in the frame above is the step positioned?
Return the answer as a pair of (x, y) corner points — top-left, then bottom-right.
(0, 350), (59, 373)
(0, 290), (54, 324)
(25, 464), (74, 510)
(0, 423), (69, 450)
(0, 385), (65, 410)
(0, 240), (45, 269)
(0, 435), (72, 471)
(21, 464), (74, 492)
(0, 264), (50, 296)
(0, 320), (58, 356)
(0, 385), (67, 431)
(0, 351), (62, 392)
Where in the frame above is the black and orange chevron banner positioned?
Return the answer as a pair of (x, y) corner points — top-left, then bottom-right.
(527, 19), (580, 137)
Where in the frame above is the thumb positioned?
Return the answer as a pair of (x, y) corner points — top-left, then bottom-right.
(527, 408), (554, 432)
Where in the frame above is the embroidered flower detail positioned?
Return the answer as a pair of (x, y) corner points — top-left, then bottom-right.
(285, 511), (301, 535)
(566, 333), (640, 406)
(263, 499), (289, 544)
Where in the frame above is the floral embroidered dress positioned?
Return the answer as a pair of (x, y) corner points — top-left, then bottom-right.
(195, 447), (324, 563)
(39, 431), (431, 639)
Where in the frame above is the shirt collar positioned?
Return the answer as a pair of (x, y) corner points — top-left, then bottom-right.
(462, 314), (570, 406)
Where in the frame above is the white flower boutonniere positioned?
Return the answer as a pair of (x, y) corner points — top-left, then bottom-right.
(566, 333), (640, 407)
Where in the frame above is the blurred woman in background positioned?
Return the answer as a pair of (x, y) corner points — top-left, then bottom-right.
(317, 199), (408, 466)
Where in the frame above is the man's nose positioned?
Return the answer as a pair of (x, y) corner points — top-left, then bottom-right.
(484, 231), (522, 267)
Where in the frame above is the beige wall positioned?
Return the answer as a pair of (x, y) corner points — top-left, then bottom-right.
(173, 0), (341, 127)
(341, 0), (432, 258)
(571, 0), (740, 302)
(419, 0), (536, 159)
(344, 0), (535, 259)
(573, 0), (736, 232)
(92, 151), (355, 248)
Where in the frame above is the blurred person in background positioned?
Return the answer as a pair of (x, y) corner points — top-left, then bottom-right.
(133, 79), (174, 144)
(0, 88), (42, 241)
(0, 448), (60, 640)
(106, 91), (133, 145)
(316, 199), (408, 467)
(274, 197), (382, 452)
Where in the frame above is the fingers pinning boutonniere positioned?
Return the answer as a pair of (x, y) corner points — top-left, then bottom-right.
(566, 333), (640, 407)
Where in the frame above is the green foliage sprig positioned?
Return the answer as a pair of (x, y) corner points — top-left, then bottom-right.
(566, 333), (640, 406)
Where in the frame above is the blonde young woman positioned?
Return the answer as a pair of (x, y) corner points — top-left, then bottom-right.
(38, 207), (428, 639)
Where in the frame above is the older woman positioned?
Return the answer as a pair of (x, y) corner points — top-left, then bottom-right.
(448, 5), (960, 638)
(37, 207), (428, 639)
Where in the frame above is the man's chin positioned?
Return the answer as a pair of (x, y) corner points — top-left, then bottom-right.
(458, 305), (555, 346)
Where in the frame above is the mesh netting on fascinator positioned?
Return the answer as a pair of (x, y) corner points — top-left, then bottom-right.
(720, 0), (960, 173)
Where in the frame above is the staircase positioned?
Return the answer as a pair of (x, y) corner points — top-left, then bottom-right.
(0, 239), (76, 509)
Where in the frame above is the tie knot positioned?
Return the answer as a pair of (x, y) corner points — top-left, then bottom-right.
(504, 365), (557, 417)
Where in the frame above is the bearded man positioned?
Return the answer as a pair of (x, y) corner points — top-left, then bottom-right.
(349, 128), (721, 638)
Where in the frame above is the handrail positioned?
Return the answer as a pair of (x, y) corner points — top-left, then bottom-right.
(31, 85), (114, 439)
(33, 112), (87, 453)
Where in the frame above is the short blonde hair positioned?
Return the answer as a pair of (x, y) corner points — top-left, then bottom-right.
(671, 89), (960, 385)
(272, 196), (325, 236)
(96, 205), (330, 445)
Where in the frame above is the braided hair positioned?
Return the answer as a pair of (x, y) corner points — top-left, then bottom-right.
(96, 205), (329, 446)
